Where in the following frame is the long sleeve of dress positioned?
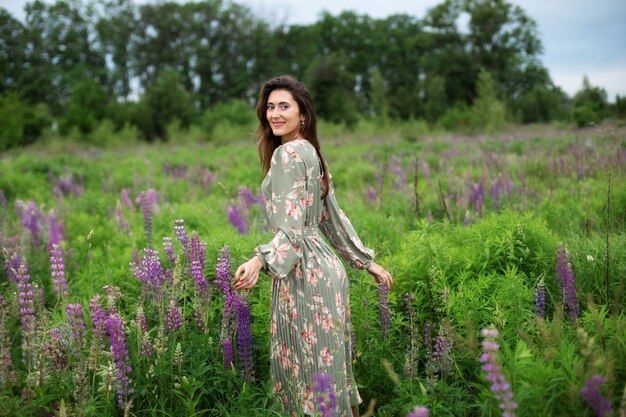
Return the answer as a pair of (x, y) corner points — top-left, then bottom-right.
(255, 146), (307, 279)
(319, 178), (374, 269)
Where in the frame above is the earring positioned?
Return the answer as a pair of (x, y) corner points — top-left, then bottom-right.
(301, 120), (305, 125)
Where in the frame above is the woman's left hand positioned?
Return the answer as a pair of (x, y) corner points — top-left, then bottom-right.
(234, 255), (263, 290)
(366, 262), (394, 288)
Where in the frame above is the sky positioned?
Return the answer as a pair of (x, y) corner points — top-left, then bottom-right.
(3, 0), (625, 100)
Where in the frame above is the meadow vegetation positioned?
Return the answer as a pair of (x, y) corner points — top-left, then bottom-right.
(0, 120), (624, 416)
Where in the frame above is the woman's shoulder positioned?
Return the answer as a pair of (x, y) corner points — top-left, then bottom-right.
(273, 139), (316, 164)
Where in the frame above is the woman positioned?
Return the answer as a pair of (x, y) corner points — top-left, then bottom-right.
(235, 75), (393, 417)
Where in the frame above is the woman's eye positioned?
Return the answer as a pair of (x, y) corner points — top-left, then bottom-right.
(280, 105), (288, 110)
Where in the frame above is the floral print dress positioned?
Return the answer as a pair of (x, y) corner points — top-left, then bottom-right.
(255, 139), (374, 416)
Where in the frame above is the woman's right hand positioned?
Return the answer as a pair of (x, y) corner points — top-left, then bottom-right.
(234, 255), (263, 290)
(366, 262), (394, 288)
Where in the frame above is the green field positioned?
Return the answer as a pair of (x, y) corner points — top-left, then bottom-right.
(0, 124), (625, 416)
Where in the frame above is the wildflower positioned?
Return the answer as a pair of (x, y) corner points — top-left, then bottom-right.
(555, 243), (580, 320)
(173, 342), (184, 367)
(311, 373), (337, 417)
(534, 278), (546, 319)
(130, 248), (168, 295)
(580, 375), (613, 417)
(166, 299), (182, 333)
(115, 201), (130, 232)
(480, 327), (517, 417)
(378, 281), (391, 336)
(135, 306), (152, 357)
(174, 219), (190, 259)
(66, 303), (86, 347)
(587, 255), (594, 262)
(120, 188), (133, 209)
(42, 327), (67, 370)
(238, 186), (260, 214)
(227, 204), (248, 234)
(15, 263), (36, 337)
(237, 293), (254, 382)
(389, 156), (407, 190)
(407, 406), (429, 417)
(365, 187), (376, 203)
(403, 293), (419, 378)
(222, 338), (234, 370)
(89, 295), (108, 338)
(162, 237), (176, 266)
(107, 312), (133, 409)
(47, 212), (65, 248)
(50, 244), (69, 302)
(17, 200), (42, 246)
(0, 294), (16, 384)
(190, 233), (207, 269)
(138, 190), (156, 248)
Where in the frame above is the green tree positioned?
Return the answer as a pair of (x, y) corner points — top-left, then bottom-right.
(424, 75), (448, 123)
(473, 68), (507, 132)
(0, 93), (50, 150)
(136, 70), (196, 140)
(60, 79), (109, 135)
(572, 75), (608, 127)
(24, 0), (106, 113)
(369, 68), (390, 120)
(305, 53), (359, 127)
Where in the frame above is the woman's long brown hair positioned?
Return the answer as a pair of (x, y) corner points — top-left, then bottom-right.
(256, 75), (330, 198)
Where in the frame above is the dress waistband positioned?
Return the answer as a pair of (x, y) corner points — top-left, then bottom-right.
(302, 225), (320, 236)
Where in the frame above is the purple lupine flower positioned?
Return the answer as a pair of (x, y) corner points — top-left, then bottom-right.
(50, 244), (69, 302)
(115, 202), (130, 232)
(135, 307), (152, 357)
(107, 312), (133, 409)
(190, 233), (207, 269)
(378, 281), (391, 337)
(580, 375), (613, 417)
(215, 246), (232, 294)
(174, 219), (190, 257)
(15, 263), (36, 336)
(66, 303), (86, 347)
(555, 243), (580, 320)
(120, 188), (133, 209)
(404, 293), (419, 378)
(43, 327), (68, 370)
(389, 156), (407, 190)
(130, 248), (169, 295)
(365, 187), (377, 203)
(491, 174), (504, 211)
(227, 204), (248, 235)
(18, 200), (42, 246)
(162, 237), (176, 267)
(217, 246), (238, 369)
(138, 191), (155, 247)
(47, 212), (65, 248)
(469, 181), (484, 217)
(480, 327), (518, 417)
(5, 251), (21, 283)
(197, 168), (215, 189)
(433, 326), (453, 378)
(311, 373), (337, 417)
(238, 186), (259, 214)
(0, 294), (16, 383)
(534, 279), (546, 319)
(407, 406), (429, 417)
(89, 295), (108, 338)
(236, 293), (254, 382)
(463, 210), (472, 226)
(350, 330), (358, 362)
(222, 338), (234, 369)
(166, 299), (182, 333)
(191, 260), (210, 301)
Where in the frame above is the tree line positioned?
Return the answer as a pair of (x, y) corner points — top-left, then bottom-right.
(1, 0), (623, 149)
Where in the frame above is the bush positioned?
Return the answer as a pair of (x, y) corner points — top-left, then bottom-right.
(438, 102), (478, 132)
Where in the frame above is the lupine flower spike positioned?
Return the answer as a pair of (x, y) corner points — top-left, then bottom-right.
(480, 327), (517, 417)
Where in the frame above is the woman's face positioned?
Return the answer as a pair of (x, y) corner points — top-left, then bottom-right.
(266, 89), (304, 142)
